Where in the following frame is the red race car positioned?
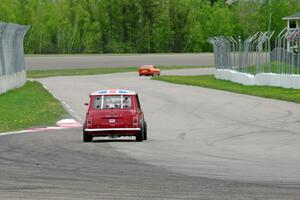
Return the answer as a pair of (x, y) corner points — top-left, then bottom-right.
(83, 89), (147, 142)
(138, 64), (160, 76)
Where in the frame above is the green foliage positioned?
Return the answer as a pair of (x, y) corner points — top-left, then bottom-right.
(0, 81), (67, 132)
(153, 75), (300, 104)
(1, 0), (300, 53)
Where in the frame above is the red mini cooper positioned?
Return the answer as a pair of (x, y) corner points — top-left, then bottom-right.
(83, 89), (147, 142)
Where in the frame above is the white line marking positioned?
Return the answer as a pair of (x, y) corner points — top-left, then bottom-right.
(41, 83), (82, 122)
(0, 130), (29, 136)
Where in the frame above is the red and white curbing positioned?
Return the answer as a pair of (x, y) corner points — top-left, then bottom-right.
(56, 119), (82, 128)
(0, 119), (82, 136)
(27, 119), (82, 132)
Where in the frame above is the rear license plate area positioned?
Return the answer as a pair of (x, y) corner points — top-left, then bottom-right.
(109, 119), (116, 123)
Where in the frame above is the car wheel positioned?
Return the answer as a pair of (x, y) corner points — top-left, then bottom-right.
(83, 131), (93, 142)
(143, 121), (147, 140)
(136, 129), (143, 142)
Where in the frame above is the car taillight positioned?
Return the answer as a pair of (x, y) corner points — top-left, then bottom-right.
(87, 118), (92, 128)
(133, 116), (138, 127)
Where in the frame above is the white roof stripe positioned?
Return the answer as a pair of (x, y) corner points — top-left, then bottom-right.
(91, 89), (136, 96)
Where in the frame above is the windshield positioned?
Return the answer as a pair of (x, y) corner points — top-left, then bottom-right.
(141, 65), (153, 69)
(93, 95), (132, 109)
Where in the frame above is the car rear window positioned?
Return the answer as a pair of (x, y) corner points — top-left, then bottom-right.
(141, 65), (153, 69)
(93, 95), (132, 109)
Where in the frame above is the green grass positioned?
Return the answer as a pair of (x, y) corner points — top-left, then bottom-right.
(240, 62), (300, 75)
(153, 75), (300, 104)
(27, 66), (210, 78)
(0, 81), (67, 132)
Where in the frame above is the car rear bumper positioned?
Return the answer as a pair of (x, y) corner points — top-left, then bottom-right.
(85, 128), (140, 132)
(139, 72), (152, 75)
(84, 128), (141, 136)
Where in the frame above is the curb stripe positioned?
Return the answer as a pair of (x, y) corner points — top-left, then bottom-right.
(0, 119), (82, 136)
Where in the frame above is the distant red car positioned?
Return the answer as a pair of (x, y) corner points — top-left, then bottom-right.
(83, 89), (147, 142)
(138, 65), (160, 76)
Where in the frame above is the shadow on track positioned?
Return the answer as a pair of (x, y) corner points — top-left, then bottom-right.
(92, 139), (136, 143)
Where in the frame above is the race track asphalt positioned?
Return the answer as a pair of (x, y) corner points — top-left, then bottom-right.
(1, 68), (300, 199)
(25, 53), (214, 70)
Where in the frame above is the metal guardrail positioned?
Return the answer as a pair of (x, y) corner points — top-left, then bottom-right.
(0, 22), (29, 76)
(209, 28), (300, 75)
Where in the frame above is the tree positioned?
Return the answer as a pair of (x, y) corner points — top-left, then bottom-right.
(1, 0), (299, 54)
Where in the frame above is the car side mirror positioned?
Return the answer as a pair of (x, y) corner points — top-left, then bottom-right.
(84, 103), (89, 106)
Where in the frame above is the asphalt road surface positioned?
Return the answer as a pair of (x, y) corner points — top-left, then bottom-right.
(25, 53), (214, 70)
(1, 68), (300, 199)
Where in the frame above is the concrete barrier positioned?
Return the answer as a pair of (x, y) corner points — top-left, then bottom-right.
(0, 22), (29, 95)
(215, 69), (300, 89)
(0, 71), (26, 94)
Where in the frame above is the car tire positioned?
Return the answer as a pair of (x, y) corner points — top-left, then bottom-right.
(136, 129), (143, 142)
(83, 131), (93, 142)
(143, 121), (147, 140)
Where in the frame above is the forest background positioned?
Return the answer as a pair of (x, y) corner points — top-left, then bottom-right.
(1, 0), (299, 54)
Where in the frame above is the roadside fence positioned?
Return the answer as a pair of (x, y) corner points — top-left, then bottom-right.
(209, 28), (300, 75)
(0, 22), (29, 94)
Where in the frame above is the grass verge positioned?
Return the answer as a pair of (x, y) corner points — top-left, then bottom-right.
(153, 75), (300, 104)
(238, 62), (300, 75)
(27, 66), (210, 78)
(0, 81), (67, 132)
